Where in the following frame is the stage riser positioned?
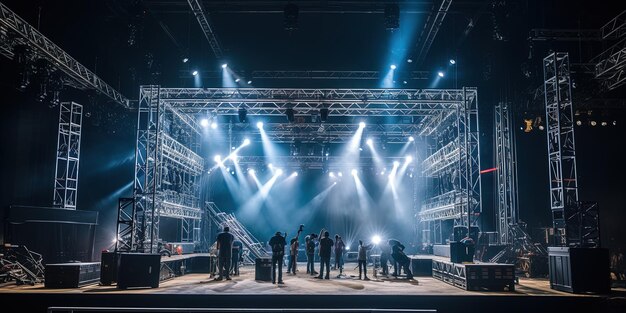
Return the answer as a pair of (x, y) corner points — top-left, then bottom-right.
(432, 259), (515, 291)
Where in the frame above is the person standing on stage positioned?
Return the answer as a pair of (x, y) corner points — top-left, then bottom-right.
(230, 239), (243, 276)
(316, 230), (333, 279)
(269, 231), (287, 284)
(357, 240), (373, 280)
(389, 239), (413, 280)
(305, 234), (318, 275)
(379, 240), (391, 275)
(334, 235), (345, 273)
(215, 226), (234, 281)
(288, 236), (300, 274)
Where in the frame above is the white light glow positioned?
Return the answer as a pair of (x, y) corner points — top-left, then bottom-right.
(372, 235), (381, 245)
(243, 138), (251, 146)
(248, 168), (255, 175)
(359, 122), (366, 128)
(182, 58), (189, 63)
(222, 63), (228, 69)
(449, 59), (456, 65)
(366, 138), (373, 146)
(329, 172), (335, 178)
(351, 169), (358, 176)
(438, 71), (445, 77)
(338, 172), (343, 177)
(235, 78), (241, 83)
(292, 171), (298, 177)
(409, 136), (415, 142)
(214, 155), (221, 163)
(406, 155), (413, 163)
(390, 64), (397, 70)
(276, 169), (283, 176)
(393, 161), (400, 167)
(211, 122), (218, 129)
(200, 119), (209, 127)
(192, 70), (198, 76)
(257, 121), (264, 129)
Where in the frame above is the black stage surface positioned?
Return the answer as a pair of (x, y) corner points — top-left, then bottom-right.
(1, 255), (624, 313)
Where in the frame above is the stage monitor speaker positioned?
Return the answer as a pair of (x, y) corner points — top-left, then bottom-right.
(99, 251), (118, 285)
(45, 262), (101, 288)
(453, 226), (468, 242)
(255, 257), (272, 281)
(116, 253), (161, 289)
(410, 257), (433, 276)
(548, 247), (610, 294)
(449, 241), (466, 263)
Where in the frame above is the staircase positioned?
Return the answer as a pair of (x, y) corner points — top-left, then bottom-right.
(205, 202), (270, 264)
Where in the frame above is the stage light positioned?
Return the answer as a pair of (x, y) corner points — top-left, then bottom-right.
(576, 120), (582, 126)
(248, 168), (256, 175)
(200, 118), (209, 127)
(449, 59), (456, 65)
(366, 138), (373, 146)
(292, 171), (299, 177)
(235, 78), (241, 83)
(276, 169), (283, 176)
(372, 235), (381, 245)
(613, 121), (617, 126)
(232, 146), (236, 150)
(403, 80), (407, 84)
(407, 58), (413, 63)
(329, 172), (335, 178)
(222, 63), (228, 69)
(231, 171), (235, 175)
(238, 108), (247, 123)
(390, 64), (397, 70)
(192, 70), (198, 76)
(346, 245), (350, 251)
(338, 171), (343, 177)
(406, 155), (413, 163)
(243, 138), (251, 146)
(182, 58), (189, 63)
(247, 80), (252, 84)
(211, 122), (218, 129)
(380, 170), (385, 175)
(214, 155), (221, 163)
(268, 163), (273, 169)
(393, 161), (400, 167)
(590, 120), (597, 126)
(351, 169), (358, 176)
(325, 153), (329, 157)
(257, 121), (264, 129)
(359, 122), (366, 128)
(409, 136), (415, 142)
(601, 121), (608, 127)
(438, 71), (445, 77)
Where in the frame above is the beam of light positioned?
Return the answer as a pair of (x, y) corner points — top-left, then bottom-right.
(222, 67), (237, 87)
(243, 138), (251, 146)
(232, 153), (253, 198)
(291, 182), (337, 227)
(193, 70), (201, 87)
(409, 136), (415, 142)
(480, 167), (498, 174)
(372, 235), (381, 245)
(353, 171), (375, 214)
(390, 64), (397, 70)
(257, 121), (264, 129)
(259, 127), (281, 171)
(238, 172), (282, 221)
(200, 118), (209, 127)
(366, 138), (385, 170)
(211, 121), (218, 129)
(351, 169), (358, 176)
(382, 67), (395, 88)
(222, 63), (228, 69)
(218, 163), (246, 205)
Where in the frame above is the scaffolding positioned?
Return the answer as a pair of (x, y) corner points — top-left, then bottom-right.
(53, 102), (82, 209)
(494, 103), (519, 245)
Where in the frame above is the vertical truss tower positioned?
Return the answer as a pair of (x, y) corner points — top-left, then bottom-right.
(494, 103), (518, 245)
(53, 102), (83, 209)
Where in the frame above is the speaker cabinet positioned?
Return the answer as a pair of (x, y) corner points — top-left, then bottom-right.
(255, 257), (272, 281)
(45, 262), (100, 288)
(116, 253), (161, 289)
(99, 251), (118, 285)
(549, 247), (610, 294)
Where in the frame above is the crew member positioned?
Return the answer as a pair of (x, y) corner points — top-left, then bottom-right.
(357, 240), (373, 280)
(316, 230), (333, 280)
(269, 231), (286, 284)
(305, 234), (318, 275)
(334, 235), (345, 274)
(215, 226), (234, 281)
(389, 239), (413, 280)
(231, 239), (243, 276)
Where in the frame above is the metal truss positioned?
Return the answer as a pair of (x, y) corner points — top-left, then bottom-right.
(418, 110), (455, 136)
(0, 3), (129, 107)
(594, 37), (626, 78)
(413, 0), (452, 66)
(184, 70), (431, 80)
(601, 10), (626, 39)
(462, 87), (482, 226)
(222, 123), (420, 144)
(419, 190), (466, 222)
(543, 52), (579, 246)
(495, 103), (519, 245)
(421, 140), (459, 177)
(115, 198), (137, 252)
(181, 217), (201, 243)
(53, 102), (82, 209)
(160, 200), (202, 219)
(226, 155), (411, 170)
(187, 0), (223, 59)
(565, 201), (600, 248)
(161, 133), (204, 175)
(528, 29), (601, 41)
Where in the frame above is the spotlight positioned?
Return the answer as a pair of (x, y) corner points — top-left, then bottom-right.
(576, 120), (582, 126)
(257, 121), (264, 129)
(235, 78), (241, 83)
(601, 121), (608, 127)
(408, 136), (415, 142)
(200, 118), (209, 127)
(372, 235), (381, 245)
(390, 64), (397, 70)
(438, 71), (445, 77)
(292, 171), (299, 177)
(247, 80), (252, 84)
(590, 120), (597, 126)
(276, 169), (283, 176)
(338, 171), (343, 177)
(449, 59), (456, 65)
(238, 108), (248, 123)
(407, 58), (413, 63)
(351, 169), (358, 176)
(329, 172), (335, 178)
(613, 120), (617, 126)
(380, 170), (385, 175)
(406, 155), (413, 163)
(345, 245), (350, 251)
(243, 138), (251, 146)
(403, 80), (408, 84)
(222, 63), (228, 69)
(211, 122), (218, 129)
(393, 161), (400, 167)
(192, 70), (198, 76)
(268, 163), (273, 169)
(231, 171), (235, 175)
(359, 122), (366, 128)
(182, 58), (189, 63)
(214, 155), (221, 163)
(366, 138), (373, 146)
(248, 168), (256, 175)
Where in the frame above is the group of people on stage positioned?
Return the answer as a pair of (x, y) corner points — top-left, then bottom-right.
(212, 225), (413, 284)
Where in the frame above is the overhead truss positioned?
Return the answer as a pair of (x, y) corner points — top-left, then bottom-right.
(413, 0), (453, 66)
(0, 2), (129, 107)
(187, 0), (223, 59)
(184, 70), (431, 80)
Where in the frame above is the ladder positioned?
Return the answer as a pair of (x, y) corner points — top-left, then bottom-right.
(205, 202), (270, 264)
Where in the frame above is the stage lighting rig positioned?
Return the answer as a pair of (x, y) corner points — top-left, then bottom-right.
(384, 3), (400, 30)
(284, 3), (299, 31)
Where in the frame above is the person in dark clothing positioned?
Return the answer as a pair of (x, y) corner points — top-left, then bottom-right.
(288, 237), (299, 274)
(379, 240), (392, 275)
(460, 235), (475, 263)
(215, 226), (235, 280)
(316, 230), (333, 279)
(269, 231), (287, 284)
(305, 234), (318, 275)
(389, 239), (413, 279)
(230, 240), (243, 276)
(334, 235), (345, 274)
(357, 240), (373, 280)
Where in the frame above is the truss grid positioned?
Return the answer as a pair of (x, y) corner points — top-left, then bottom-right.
(53, 102), (82, 209)
(495, 103), (519, 245)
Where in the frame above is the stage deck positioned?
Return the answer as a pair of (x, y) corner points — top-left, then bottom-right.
(1, 257), (624, 313)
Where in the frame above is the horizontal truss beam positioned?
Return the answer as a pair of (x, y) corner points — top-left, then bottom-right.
(183, 70), (431, 80)
(528, 29), (602, 41)
(0, 3), (130, 107)
(217, 155), (413, 170)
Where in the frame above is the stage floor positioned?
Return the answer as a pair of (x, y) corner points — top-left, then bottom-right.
(1, 261), (625, 313)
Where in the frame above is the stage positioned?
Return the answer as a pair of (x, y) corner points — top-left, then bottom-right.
(1, 259), (624, 313)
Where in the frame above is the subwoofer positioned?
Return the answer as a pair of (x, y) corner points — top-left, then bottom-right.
(116, 253), (161, 289)
(255, 257), (272, 281)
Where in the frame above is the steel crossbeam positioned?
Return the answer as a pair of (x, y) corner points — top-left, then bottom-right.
(413, 0), (453, 66)
(0, 3), (129, 107)
(528, 29), (602, 41)
(187, 0), (223, 59)
(601, 10), (626, 39)
(161, 133), (204, 175)
(421, 140), (459, 177)
(182, 70), (431, 80)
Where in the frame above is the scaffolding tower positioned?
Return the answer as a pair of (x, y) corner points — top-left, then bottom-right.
(53, 102), (83, 209)
(494, 103), (519, 245)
